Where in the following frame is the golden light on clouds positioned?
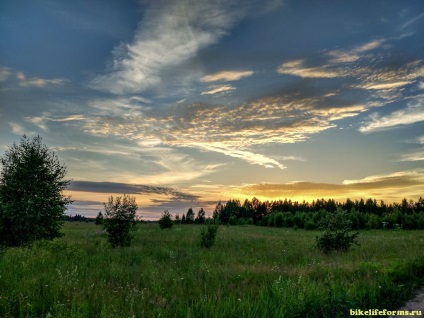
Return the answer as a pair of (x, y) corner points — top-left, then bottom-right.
(228, 169), (424, 203)
(200, 70), (254, 82)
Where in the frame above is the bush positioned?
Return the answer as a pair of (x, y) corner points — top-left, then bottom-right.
(103, 194), (138, 247)
(0, 135), (72, 247)
(158, 210), (173, 229)
(274, 212), (284, 227)
(316, 210), (359, 253)
(200, 224), (219, 248)
(95, 212), (104, 225)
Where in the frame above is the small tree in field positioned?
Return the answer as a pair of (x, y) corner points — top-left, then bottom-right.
(0, 135), (72, 247)
(200, 223), (219, 248)
(316, 209), (359, 253)
(95, 211), (104, 225)
(158, 210), (173, 229)
(103, 194), (138, 247)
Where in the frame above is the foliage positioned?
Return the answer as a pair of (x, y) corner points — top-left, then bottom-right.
(316, 209), (359, 253)
(64, 214), (91, 223)
(95, 212), (104, 225)
(195, 208), (206, 224)
(102, 194), (138, 247)
(209, 196), (424, 230)
(158, 210), (173, 229)
(0, 135), (72, 247)
(185, 208), (195, 224)
(200, 223), (219, 248)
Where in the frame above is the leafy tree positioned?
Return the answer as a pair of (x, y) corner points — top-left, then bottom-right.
(95, 211), (104, 225)
(212, 201), (223, 223)
(158, 210), (173, 229)
(0, 135), (72, 247)
(200, 223), (219, 248)
(174, 213), (181, 224)
(316, 209), (359, 253)
(103, 194), (138, 247)
(186, 208), (195, 224)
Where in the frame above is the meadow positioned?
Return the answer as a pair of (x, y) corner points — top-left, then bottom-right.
(1, 222), (423, 318)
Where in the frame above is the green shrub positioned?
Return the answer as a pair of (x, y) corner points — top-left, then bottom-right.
(95, 211), (104, 225)
(274, 212), (284, 227)
(103, 194), (138, 247)
(316, 210), (359, 253)
(200, 224), (219, 248)
(158, 210), (173, 229)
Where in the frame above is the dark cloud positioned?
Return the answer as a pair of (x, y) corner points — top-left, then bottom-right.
(68, 181), (199, 201)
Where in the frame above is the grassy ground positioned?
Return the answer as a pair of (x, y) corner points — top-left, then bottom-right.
(1, 222), (424, 317)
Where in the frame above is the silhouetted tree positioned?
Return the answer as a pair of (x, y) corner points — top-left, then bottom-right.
(186, 208), (195, 224)
(213, 201), (223, 223)
(195, 208), (206, 224)
(103, 194), (138, 247)
(158, 210), (173, 229)
(95, 211), (104, 225)
(0, 135), (72, 247)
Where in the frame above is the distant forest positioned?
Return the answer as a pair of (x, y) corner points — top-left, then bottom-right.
(67, 197), (424, 230)
(177, 197), (424, 230)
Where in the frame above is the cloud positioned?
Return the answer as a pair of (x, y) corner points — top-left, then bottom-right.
(342, 170), (423, 186)
(0, 67), (11, 81)
(68, 181), (199, 201)
(90, 0), (250, 94)
(16, 73), (67, 87)
(200, 70), (254, 82)
(9, 122), (25, 135)
(0, 67), (67, 88)
(65, 181), (220, 219)
(277, 40), (423, 105)
(25, 113), (86, 131)
(201, 84), (235, 95)
(277, 59), (344, 78)
(82, 92), (368, 169)
(400, 12), (424, 31)
(399, 151), (424, 162)
(362, 81), (411, 90)
(234, 169), (424, 202)
(359, 98), (424, 133)
(193, 142), (286, 169)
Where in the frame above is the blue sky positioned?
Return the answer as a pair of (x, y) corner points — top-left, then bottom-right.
(1, 0), (423, 219)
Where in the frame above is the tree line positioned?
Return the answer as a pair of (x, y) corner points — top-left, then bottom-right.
(177, 197), (424, 230)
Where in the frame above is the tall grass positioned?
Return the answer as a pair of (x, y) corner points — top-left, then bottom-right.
(0, 223), (423, 317)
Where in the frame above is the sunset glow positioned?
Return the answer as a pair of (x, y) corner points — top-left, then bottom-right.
(1, 1), (423, 219)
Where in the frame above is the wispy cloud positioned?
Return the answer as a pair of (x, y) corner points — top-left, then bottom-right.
(25, 113), (86, 131)
(0, 67), (67, 88)
(90, 0), (251, 94)
(68, 181), (199, 201)
(278, 40), (386, 78)
(194, 142), (286, 169)
(359, 98), (424, 133)
(277, 59), (344, 78)
(201, 70), (254, 82)
(201, 84), (235, 95)
(0, 67), (11, 82)
(82, 92), (367, 169)
(399, 151), (424, 162)
(9, 122), (25, 135)
(16, 72), (67, 87)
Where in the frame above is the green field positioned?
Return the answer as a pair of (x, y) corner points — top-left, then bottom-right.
(1, 222), (424, 317)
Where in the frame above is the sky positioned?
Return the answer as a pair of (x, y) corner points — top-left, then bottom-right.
(1, 0), (423, 220)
